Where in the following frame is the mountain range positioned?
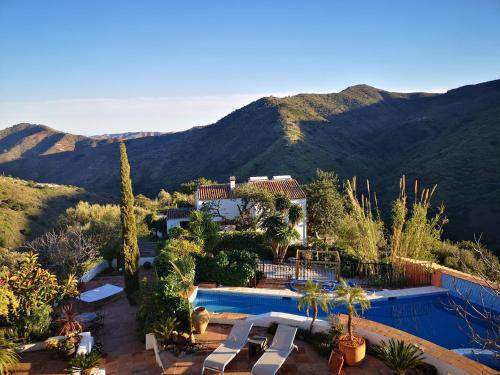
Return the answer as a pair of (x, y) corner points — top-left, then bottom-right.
(0, 79), (499, 252)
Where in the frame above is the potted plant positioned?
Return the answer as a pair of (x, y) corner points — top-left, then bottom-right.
(66, 351), (101, 375)
(297, 279), (332, 333)
(46, 338), (62, 359)
(335, 279), (371, 366)
(372, 339), (424, 375)
(152, 317), (180, 347)
(60, 337), (78, 358)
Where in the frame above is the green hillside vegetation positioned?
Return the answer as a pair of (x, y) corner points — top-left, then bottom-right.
(0, 176), (99, 248)
(0, 79), (499, 252)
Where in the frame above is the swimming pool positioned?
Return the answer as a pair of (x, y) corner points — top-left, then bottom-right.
(193, 289), (497, 351)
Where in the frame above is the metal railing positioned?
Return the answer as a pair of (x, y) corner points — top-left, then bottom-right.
(257, 258), (432, 289)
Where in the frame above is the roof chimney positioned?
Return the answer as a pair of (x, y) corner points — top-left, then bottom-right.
(229, 176), (236, 190)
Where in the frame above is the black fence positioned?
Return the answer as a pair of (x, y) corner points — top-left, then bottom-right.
(257, 258), (432, 289)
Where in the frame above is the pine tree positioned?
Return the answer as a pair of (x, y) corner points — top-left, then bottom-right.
(119, 142), (140, 303)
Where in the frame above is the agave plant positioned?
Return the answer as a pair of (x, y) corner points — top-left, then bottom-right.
(58, 304), (82, 336)
(0, 336), (20, 375)
(66, 351), (101, 375)
(372, 339), (424, 375)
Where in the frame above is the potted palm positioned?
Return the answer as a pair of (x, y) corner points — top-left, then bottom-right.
(335, 279), (371, 366)
(297, 279), (331, 333)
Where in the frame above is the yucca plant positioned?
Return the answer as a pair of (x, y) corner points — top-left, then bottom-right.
(372, 339), (424, 375)
(152, 317), (180, 345)
(297, 279), (332, 333)
(66, 351), (101, 375)
(0, 336), (19, 375)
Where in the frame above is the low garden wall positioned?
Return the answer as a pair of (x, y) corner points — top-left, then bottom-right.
(80, 260), (108, 283)
(209, 311), (497, 375)
(400, 257), (499, 312)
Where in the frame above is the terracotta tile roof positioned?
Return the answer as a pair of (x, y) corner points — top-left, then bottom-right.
(248, 179), (306, 199)
(165, 207), (194, 220)
(197, 184), (233, 200)
(197, 178), (306, 200)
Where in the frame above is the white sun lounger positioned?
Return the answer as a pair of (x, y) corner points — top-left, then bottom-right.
(78, 283), (123, 303)
(202, 321), (254, 374)
(251, 324), (298, 375)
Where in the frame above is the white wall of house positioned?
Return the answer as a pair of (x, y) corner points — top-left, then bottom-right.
(292, 198), (307, 245)
(196, 197), (307, 245)
(196, 198), (243, 221)
(166, 218), (190, 232)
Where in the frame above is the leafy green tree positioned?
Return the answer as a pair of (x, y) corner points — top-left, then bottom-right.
(303, 169), (346, 239)
(233, 183), (276, 229)
(171, 191), (192, 207)
(180, 177), (217, 195)
(119, 142), (140, 303)
(157, 189), (172, 207)
(60, 201), (121, 268)
(297, 279), (331, 332)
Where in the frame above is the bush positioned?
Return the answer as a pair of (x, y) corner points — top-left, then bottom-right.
(195, 249), (259, 286)
(137, 278), (190, 335)
(217, 231), (272, 259)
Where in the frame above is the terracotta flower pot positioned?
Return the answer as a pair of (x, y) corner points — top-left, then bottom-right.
(338, 335), (366, 366)
(191, 306), (210, 334)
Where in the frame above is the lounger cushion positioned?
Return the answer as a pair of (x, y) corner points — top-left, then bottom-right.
(78, 284), (123, 303)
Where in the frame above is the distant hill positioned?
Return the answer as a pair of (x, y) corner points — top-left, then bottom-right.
(91, 132), (164, 141)
(0, 79), (499, 252)
(0, 176), (102, 248)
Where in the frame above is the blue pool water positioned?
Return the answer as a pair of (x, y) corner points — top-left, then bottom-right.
(193, 290), (498, 351)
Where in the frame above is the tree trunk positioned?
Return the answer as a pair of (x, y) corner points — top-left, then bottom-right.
(348, 313), (353, 341)
(310, 304), (318, 333)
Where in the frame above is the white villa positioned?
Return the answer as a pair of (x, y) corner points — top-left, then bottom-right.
(165, 176), (307, 244)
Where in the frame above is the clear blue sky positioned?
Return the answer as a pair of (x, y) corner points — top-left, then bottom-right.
(1, 0), (499, 134)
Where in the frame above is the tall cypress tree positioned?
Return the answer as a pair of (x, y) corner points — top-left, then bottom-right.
(119, 142), (140, 303)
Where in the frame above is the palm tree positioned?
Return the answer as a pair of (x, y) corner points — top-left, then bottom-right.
(275, 195), (292, 213)
(288, 204), (304, 227)
(335, 279), (370, 341)
(169, 257), (196, 344)
(262, 215), (299, 263)
(297, 279), (331, 333)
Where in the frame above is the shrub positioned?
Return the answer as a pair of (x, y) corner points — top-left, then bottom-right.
(371, 339), (424, 375)
(195, 249), (259, 286)
(217, 231), (272, 259)
(136, 278), (190, 335)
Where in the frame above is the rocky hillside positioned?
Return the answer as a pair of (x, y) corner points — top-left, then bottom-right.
(1, 79), (499, 251)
